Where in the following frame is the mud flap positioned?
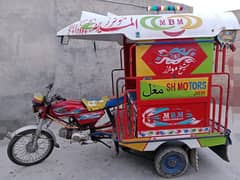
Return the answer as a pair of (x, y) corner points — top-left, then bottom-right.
(209, 144), (229, 162)
(189, 149), (199, 171)
(209, 132), (231, 162)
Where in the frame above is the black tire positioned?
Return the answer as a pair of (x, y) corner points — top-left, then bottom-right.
(154, 146), (189, 178)
(120, 145), (131, 152)
(7, 129), (54, 166)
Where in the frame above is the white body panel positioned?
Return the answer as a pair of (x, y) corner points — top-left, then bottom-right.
(57, 11), (240, 43)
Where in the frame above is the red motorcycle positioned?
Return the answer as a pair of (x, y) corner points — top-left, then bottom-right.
(7, 83), (122, 166)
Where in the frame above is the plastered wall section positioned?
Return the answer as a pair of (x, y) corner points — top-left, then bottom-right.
(0, 0), (192, 138)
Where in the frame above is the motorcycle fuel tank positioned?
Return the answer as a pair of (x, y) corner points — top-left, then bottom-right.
(50, 100), (105, 126)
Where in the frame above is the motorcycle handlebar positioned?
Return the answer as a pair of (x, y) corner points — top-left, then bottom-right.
(46, 83), (54, 90)
(55, 94), (66, 101)
(45, 83), (54, 100)
(48, 94), (66, 104)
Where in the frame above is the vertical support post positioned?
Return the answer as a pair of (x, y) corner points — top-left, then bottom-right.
(211, 97), (216, 132)
(129, 45), (135, 77)
(120, 47), (124, 69)
(224, 73), (230, 130)
(222, 47), (226, 72)
(212, 85), (223, 132)
(215, 44), (219, 72)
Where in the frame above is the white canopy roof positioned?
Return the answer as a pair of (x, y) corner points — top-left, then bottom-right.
(57, 11), (240, 44)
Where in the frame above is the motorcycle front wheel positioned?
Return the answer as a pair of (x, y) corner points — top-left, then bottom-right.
(7, 129), (54, 166)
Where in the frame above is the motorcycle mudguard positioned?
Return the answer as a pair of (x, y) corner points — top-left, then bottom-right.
(8, 125), (59, 148)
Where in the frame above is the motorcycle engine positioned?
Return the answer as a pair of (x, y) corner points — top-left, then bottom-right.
(58, 128), (73, 139)
(71, 131), (89, 142)
(58, 128), (90, 142)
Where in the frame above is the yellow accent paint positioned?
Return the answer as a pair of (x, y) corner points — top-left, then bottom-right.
(121, 137), (151, 143)
(140, 77), (209, 99)
(34, 96), (43, 101)
(119, 137), (151, 151)
(81, 96), (109, 111)
(145, 77), (208, 87)
(136, 45), (155, 76)
(33, 94), (44, 103)
(184, 15), (202, 29)
(119, 142), (147, 151)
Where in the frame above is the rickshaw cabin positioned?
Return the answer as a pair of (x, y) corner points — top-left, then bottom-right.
(57, 11), (240, 141)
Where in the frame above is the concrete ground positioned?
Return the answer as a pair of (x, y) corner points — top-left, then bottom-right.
(0, 112), (240, 180)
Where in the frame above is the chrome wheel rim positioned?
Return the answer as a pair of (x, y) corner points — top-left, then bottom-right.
(12, 133), (52, 164)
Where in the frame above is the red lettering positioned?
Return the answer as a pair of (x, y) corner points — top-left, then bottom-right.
(159, 19), (166, 26)
(178, 82), (188, 90)
(166, 83), (176, 91)
(177, 18), (184, 25)
(168, 19), (175, 25)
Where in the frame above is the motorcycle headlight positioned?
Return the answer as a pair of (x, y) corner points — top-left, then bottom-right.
(32, 93), (44, 113)
(32, 93), (44, 105)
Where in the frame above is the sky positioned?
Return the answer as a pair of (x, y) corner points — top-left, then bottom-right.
(170, 0), (240, 13)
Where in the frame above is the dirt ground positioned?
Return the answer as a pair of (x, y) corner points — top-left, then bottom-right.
(0, 112), (240, 180)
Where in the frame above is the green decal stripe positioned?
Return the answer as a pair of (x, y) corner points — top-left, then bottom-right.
(196, 133), (227, 147)
(193, 38), (214, 74)
(140, 80), (206, 100)
(81, 23), (95, 30)
(140, 81), (165, 100)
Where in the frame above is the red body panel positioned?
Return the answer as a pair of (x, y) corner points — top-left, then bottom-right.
(139, 101), (209, 131)
(141, 39), (208, 76)
(49, 100), (105, 126)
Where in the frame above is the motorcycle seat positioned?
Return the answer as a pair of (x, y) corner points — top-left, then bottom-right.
(105, 96), (124, 108)
(82, 96), (109, 111)
(82, 96), (124, 111)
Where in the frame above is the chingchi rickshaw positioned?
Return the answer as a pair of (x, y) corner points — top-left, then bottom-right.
(7, 5), (240, 178)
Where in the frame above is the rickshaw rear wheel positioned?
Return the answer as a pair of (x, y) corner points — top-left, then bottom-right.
(154, 146), (189, 178)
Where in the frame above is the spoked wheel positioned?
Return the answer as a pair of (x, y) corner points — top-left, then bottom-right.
(154, 146), (189, 178)
(7, 129), (54, 166)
